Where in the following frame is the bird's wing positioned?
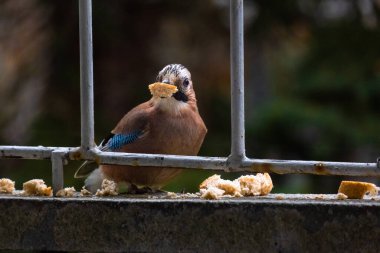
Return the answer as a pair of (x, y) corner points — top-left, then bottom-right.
(74, 102), (151, 178)
(74, 131), (143, 178)
(99, 131), (143, 152)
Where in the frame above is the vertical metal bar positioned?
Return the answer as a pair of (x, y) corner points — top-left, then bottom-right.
(51, 150), (65, 194)
(79, 0), (95, 150)
(229, 0), (246, 163)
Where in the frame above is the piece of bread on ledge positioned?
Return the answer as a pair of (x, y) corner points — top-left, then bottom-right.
(237, 173), (273, 196)
(338, 181), (378, 199)
(0, 178), (15, 194)
(22, 179), (52, 197)
(56, 187), (76, 197)
(199, 173), (273, 199)
(95, 179), (118, 196)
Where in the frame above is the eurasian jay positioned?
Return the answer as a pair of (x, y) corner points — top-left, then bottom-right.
(75, 64), (207, 193)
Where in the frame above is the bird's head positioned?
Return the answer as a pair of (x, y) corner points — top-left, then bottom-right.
(156, 64), (195, 104)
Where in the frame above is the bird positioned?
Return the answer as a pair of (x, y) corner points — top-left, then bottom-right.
(75, 64), (207, 193)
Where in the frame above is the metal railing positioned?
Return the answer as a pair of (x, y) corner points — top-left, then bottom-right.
(0, 0), (379, 194)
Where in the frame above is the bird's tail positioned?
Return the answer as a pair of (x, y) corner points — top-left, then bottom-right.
(84, 168), (105, 193)
(74, 161), (99, 178)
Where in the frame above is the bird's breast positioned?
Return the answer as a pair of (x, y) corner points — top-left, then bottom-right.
(148, 109), (207, 155)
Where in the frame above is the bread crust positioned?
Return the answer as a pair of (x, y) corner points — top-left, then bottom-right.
(148, 82), (178, 98)
(338, 181), (378, 199)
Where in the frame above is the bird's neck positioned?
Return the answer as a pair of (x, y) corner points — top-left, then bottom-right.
(150, 97), (198, 115)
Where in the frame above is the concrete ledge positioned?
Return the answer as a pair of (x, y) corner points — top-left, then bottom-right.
(0, 194), (380, 252)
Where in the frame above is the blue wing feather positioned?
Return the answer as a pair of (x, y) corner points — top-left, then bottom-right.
(101, 131), (142, 151)
(74, 130), (142, 178)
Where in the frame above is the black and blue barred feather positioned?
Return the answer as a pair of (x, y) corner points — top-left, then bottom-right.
(105, 131), (142, 151)
(74, 130), (142, 178)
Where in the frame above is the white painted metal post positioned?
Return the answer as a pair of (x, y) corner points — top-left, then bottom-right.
(51, 149), (65, 193)
(79, 0), (95, 151)
(229, 0), (246, 166)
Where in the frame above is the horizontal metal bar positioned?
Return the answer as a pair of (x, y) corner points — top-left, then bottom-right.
(88, 150), (380, 176)
(88, 150), (228, 171)
(0, 146), (70, 159)
(244, 159), (380, 176)
(0, 146), (379, 176)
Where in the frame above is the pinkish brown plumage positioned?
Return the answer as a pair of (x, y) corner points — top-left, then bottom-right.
(75, 64), (207, 192)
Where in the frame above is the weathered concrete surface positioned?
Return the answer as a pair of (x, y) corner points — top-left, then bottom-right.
(0, 194), (380, 252)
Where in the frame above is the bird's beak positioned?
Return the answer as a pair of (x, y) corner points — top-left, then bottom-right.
(160, 79), (188, 102)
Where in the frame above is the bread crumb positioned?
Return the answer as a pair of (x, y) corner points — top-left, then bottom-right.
(275, 195), (285, 200)
(200, 175), (241, 197)
(237, 175), (262, 196)
(56, 187), (76, 197)
(95, 179), (118, 196)
(259, 173), (274, 195)
(80, 186), (92, 196)
(338, 181), (378, 199)
(166, 192), (179, 199)
(183, 193), (199, 198)
(237, 173), (273, 196)
(217, 179), (242, 197)
(148, 82), (178, 98)
(314, 194), (325, 200)
(22, 179), (52, 196)
(200, 186), (225, 200)
(199, 173), (273, 199)
(337, 193), (348, 200)
(199, 174), (221, 189)
(0, 178), (15, 194)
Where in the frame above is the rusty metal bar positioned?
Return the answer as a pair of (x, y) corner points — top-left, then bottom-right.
(90, 150), (380, 176)
(0, 146), (379, 176)
(0, 146), (60, 159)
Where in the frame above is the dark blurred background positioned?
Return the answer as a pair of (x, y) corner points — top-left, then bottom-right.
(0, 0), (379, 193)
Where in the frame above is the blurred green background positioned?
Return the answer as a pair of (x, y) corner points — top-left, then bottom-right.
(0, 0), (380, 194)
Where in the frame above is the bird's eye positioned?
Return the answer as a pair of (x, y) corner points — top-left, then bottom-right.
(183, 79), (190, 87)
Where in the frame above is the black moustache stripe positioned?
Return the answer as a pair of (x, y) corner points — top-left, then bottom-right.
(173, 91), (188, 102)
